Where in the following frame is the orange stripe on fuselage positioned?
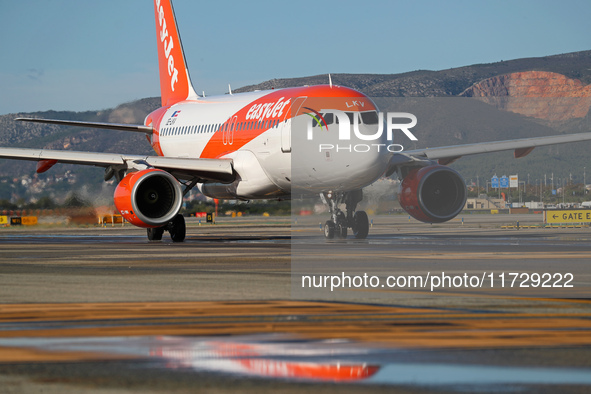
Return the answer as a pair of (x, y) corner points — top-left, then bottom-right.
(199, 85), (374, 159)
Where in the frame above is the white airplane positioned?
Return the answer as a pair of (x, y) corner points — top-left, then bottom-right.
(2, 0), (591, 242)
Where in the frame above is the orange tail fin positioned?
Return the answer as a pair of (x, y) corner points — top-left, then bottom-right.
(153, 0), (197, 106)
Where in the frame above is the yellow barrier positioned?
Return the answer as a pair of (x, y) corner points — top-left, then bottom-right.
(100, 214), (125, 226)
(0, 216), (7, 225)
(21, 216), (38, 225)
(491, 209), (499, 214)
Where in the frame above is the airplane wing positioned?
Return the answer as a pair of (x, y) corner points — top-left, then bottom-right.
(0, 147), (235, 183)
(387, 131), (591, 174)
(15, 118), (153, 134)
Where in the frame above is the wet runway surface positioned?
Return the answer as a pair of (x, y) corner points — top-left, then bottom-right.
(0, 215), (590, 393)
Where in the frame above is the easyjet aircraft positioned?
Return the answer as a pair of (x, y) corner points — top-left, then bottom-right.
(2, 0), (591, 242)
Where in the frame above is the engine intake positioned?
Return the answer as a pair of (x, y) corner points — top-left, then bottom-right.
(114, 169), (183, 228)
(399, 165), (466, 223)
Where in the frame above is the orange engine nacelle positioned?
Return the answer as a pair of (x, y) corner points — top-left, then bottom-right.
(114, 169), (183, 228)
(398, 165), (466, 223)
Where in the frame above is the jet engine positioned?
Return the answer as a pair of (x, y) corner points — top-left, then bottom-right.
(114, 169), (183, 228)
(398, 165), (466, 223)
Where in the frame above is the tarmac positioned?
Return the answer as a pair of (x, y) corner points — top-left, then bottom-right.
(0, 213), (590, 393)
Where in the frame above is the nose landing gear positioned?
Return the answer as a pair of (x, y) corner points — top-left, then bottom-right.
(322, 189), (369, 240)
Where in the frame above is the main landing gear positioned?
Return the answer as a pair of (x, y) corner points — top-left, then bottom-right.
(147, 213), (186, 242)
(322, 189), (369, 240)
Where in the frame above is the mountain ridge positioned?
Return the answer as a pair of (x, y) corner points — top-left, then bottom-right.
(1, 50), (591, 202)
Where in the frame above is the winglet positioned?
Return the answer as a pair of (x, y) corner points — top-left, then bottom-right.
(154, 0), (198, 106)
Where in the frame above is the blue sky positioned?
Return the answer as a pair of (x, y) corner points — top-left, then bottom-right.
(1, 0), (589, 115)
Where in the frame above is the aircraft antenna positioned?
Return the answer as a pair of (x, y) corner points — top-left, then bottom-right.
(329, 74), (333, 88)
(228, 84), (233, 95)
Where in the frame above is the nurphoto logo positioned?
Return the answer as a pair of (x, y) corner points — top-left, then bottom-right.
(305, 110), (418, 153)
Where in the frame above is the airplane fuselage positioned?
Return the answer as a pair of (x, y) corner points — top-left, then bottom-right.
(148, 85), (391, 200)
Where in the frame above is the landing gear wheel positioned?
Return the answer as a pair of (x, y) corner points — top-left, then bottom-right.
(337, 224), (347, 239)
(352, 211), (369, 239)
(335, 211), (347, 239)
(147, 227), (164, 241)
(324, 220), (335, 239)
(169, 214), (186, 242)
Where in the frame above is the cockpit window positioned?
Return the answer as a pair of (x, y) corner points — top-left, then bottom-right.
(334, 112), (358, 124)
(361, 111), (379, 125)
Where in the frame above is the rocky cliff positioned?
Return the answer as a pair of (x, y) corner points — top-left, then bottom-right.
(460, 71), (591, 122)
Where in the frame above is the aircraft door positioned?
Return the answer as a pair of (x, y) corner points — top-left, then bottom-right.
(223, 116), (237, 145)
(281, 96), (307, 153)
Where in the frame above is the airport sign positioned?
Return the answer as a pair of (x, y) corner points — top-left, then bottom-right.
(510, 175), (518, 188)
(500, 175), (509, 188)
(491, 175), (499, 188)
(544, 209), (591, 224)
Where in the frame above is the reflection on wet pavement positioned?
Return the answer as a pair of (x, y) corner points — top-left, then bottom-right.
(1, 334), (590, 389)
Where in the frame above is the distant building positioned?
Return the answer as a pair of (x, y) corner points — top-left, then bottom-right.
(465, 197), (505, 210)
